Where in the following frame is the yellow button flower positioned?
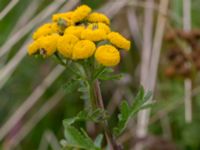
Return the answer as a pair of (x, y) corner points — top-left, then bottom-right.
(57, 34), (79, 58)
(37, 34), (60, 57)
(64, 26), (85, 39)
(72, 40), (96, 60)
(107, 32), (131, 51)
(87, 12), (110, 25)
(81, 28), (107, 42)
(28, 40), (40, 55)
(52, 12), (73, 22)
(87, 23), (110, 34)
(33, 23), (53, 40)
(72, 5), (91, 23)
(95, 45), (120, 67)
(52, 12), (74, 26)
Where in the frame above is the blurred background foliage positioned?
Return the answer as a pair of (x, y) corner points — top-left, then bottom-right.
(0, 0), (200, 150)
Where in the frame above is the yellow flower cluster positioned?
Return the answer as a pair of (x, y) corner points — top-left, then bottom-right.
(28, 5), (131, 66)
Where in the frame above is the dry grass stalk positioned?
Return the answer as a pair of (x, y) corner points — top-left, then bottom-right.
(0, 0), (19, 20)
(135, 0), (169, 149)
(3, 90), (64, 149)
(0, 39), (30, 89)
(0, 66), (65, 141)
(183, 0), (192, 123)
(0, 0), (67, 58)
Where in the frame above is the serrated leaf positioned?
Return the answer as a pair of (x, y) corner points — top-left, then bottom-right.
(78, 86), (88, 92)
(94, 67), (115, 80)
(114, 87), (153, 136)
(64, 126), (99, 150)
(63, 79), (80, 94)
(79, 80), (90, 101)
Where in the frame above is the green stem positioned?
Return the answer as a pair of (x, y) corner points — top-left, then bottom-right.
(54, 53), (82, 77)
(88, 81), (97, 109)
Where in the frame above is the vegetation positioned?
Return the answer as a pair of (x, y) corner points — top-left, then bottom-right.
(0, 0), (200, 150)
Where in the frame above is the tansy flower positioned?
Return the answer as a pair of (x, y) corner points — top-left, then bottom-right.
(95, 45), (120, 67)
(33, 23), (53, 40)
(52, 12), (74, 26)
(87, 12), (110, 25)
(28, 40), (40, 55)
(72, 5), (91, 23)
(81, 28), (107, 42)
(64, 26), (85, 39)
(107, 32), (131, 51)
(87, 23), (110, 34)
(37, 34), (60, 57)
(51, 22), (65, 34)
(72, 40), (96, 60)
(57, 34), (79, 58)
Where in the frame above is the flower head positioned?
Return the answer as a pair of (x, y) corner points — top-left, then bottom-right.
(72, 40), (96, 60)
(52, 12), (74, 27)
(64, 26), (85, 39)
(33, 23), (54, 40)
(107, 32), (131, 51)
(95, 45), (120, 66)
(81, 28), (107, 42)
(72, 5), (91, 23)
(37, 34), (60, 57)
(28, 41), (40, 55)
(57, 34), (79, 58)
(87, 12), (110, 25)
(87, 23), (110, 34)
(28, 4), (130, 68)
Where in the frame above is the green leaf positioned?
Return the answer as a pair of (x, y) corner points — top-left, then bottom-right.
(78, 80), (90, 101)
(114, 87), (153, 136)
(94, 134), (103, 148)
(77, 108), (109, 123)
(63, 79), (80, 94)
(62, 109), (108, 150)
(94, 67), (115, 80)
(64, 126), (99, 150)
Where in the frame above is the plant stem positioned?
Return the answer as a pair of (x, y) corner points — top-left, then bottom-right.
(93, 80), (122, 150)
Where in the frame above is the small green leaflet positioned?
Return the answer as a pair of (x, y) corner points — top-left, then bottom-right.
(63, 79), (80, 94)
(64, 126), (100, 150)
(63, 108), (109, 126)
(62, 109), (107, 150)
(114, 87), (153, 136)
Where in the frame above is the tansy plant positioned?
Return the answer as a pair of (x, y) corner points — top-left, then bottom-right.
(28, 5), (151, 150)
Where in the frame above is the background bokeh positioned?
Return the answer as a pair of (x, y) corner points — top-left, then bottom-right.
(0, 0), (200, 149)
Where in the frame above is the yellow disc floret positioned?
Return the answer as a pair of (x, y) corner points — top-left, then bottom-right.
(57, 34), (79, 58)
(87, 12), (110, 25)
(37, 34), (60, 57)
(28, 40), (40, 55)
(72, 5), (91, 23)
(72, 40), (96, 60)
(52, 12), (74, 26)
(95, 45), (120, 67)
(52, 12), (74, 22)
(107, 32), (131, 51)
(64, 26), (85, 39)
(81, 28), (107, 42)
(33, 23), (53, 40)
(87, 23), (110, 34)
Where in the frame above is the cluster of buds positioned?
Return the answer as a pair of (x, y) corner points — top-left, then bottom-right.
(164, 29), (200, 78)
(28, 5), (131, 67)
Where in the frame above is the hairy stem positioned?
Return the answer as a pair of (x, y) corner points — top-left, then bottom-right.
(93, 80), (122, 150)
